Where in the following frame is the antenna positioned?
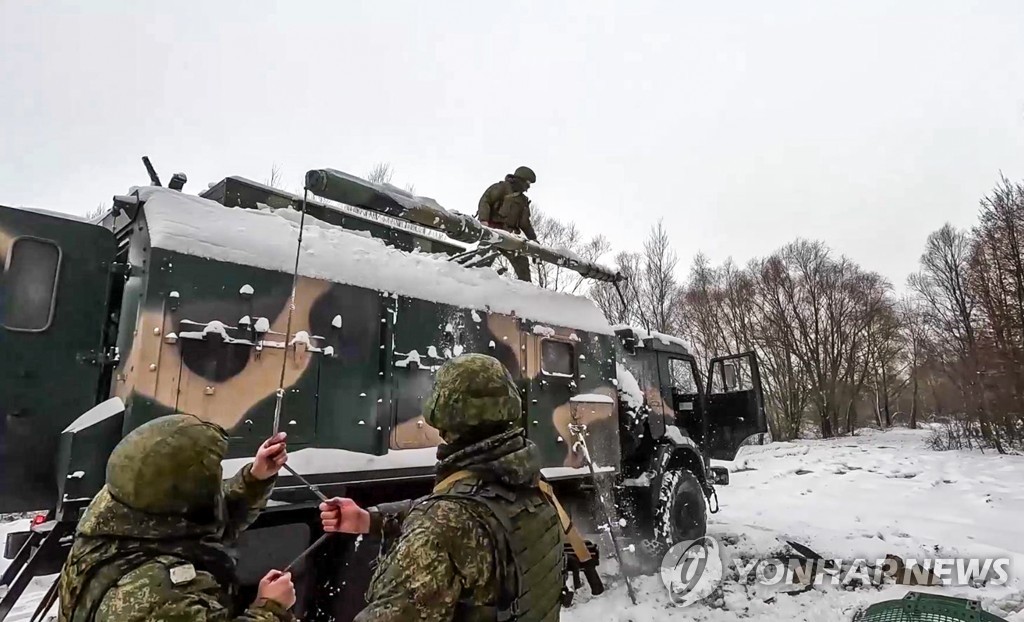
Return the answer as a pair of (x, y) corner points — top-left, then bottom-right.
(273, 188), (309, 436)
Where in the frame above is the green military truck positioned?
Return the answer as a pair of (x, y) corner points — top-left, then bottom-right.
(0, 165), (767, 620)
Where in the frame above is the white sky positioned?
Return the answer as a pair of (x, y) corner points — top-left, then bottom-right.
(2, 0), (1023, 286)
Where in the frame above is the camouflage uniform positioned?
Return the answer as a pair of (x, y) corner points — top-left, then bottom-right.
(355, 354), (565, 622)
(477, 168), (538, 283)
(58, 415), (291, 622)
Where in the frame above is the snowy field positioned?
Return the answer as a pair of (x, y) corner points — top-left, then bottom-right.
(3, 427), (1022, 621)
(566, 427), (1024, 621)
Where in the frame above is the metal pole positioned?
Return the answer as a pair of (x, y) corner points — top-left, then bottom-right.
(272, 188), (309, 435)
(569, 421), (638, 605)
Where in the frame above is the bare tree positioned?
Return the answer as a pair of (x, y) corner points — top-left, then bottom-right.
(909, 224), (998, 449)
(266, 162), (285, 188)
(532, 208), (611, 294)
(637, 220), (680, 333)
(898, 297), (927, 429)
(366, 162), (395, 185)
(590, 252), (642, 325)
(84, 202), (107, 222)
(589, 222), (680, 334)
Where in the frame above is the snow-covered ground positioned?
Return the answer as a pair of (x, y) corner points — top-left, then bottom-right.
(565, 427), (1024, 621)
(3, 427), (1022, 621)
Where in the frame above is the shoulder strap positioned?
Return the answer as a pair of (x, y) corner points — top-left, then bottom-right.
(433, 469), (476, 494)
(537, 480), (592, 564)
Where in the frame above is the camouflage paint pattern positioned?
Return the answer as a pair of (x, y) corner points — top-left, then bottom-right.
(108, 203), (620, 470)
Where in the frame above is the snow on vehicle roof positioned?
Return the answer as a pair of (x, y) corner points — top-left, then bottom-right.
(138, 187), (613, 334)
(613, 324), (690, 351)
(12, 206), (96, 224)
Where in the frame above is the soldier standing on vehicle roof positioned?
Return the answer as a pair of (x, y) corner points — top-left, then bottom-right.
(476, 166), (538, 283)
(319, 353), (568, 622)
(57, 415), (297, 622)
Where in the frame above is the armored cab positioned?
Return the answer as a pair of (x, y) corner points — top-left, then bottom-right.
(0, 167), (767, 621)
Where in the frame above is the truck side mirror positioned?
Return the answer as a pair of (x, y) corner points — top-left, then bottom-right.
(723, 362), (737, 392)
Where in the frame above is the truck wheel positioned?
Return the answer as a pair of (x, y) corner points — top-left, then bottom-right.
(649, 468), (707, 555)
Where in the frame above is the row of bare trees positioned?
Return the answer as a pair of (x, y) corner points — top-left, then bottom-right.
(535, 178), (1024, 451)
(904, 177), (1024, 451)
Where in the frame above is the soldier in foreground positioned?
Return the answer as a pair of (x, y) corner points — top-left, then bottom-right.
(320, 353), (565, 622)
(58, 415), (297, 622)
(477, 166), (539, 282)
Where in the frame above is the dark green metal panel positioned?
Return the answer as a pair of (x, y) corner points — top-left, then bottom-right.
(389, 297), (465, 449)
(315, 286), (392, 456)
(0, 206), (115, 513)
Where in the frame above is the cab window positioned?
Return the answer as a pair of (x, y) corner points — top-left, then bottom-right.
(709, 357), (754, 393)
(668, 357), (698, 393)
(1, 237), (61, 332)
(541, 340), (575, 377)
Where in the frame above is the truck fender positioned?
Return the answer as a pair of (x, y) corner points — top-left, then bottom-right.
(652, 437), (711, 497)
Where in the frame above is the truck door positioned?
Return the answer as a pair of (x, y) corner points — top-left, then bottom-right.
(656, 353), (706, 444)
(705, 351), (768, 460)
(0, 206), (116, 513)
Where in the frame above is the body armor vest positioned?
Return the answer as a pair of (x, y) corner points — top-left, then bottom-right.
(432, 476), (564, 622)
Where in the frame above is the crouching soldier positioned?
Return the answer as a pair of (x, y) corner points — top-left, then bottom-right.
(58, 415), (297, 621)
(320, 353), (566, 622)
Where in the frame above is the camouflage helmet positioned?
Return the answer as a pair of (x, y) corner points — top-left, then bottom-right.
(106, 414), (228, 517)
(513, 166), (537, 184)
(423, 353), (522, 438)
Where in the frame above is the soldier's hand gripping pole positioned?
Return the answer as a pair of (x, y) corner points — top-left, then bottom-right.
(568, 422), (638, 606)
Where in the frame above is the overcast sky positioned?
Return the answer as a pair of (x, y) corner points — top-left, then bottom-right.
(2, 0), (1023, 285)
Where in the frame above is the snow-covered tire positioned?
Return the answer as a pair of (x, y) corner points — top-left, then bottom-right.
(653, 468), (707, 549)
